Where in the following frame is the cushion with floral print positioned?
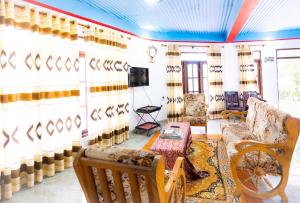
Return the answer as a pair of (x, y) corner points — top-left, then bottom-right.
(85, 144), (159, 167)
(184, 93), (206, 117)
(252, 100), (289, 144)
(182, 115), (207, 125)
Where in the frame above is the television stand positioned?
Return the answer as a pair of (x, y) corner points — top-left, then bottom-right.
(134, 105), (162, 136)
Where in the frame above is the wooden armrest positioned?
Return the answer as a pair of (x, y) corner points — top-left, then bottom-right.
(221, 110), (247, 121)
(235, 139), (285, 151)
(165, 157), (185, 198)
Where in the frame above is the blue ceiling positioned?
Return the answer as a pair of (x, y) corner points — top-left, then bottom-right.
(238, 0), (300, 41)
(34, 0), (300, 42)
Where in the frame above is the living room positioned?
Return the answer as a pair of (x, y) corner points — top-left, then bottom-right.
(1, 0), (300, 203)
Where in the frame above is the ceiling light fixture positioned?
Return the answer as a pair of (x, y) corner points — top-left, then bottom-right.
(265, 36), (273, 41)
(145, 0), (161, 5)
(141, 24), (156, 31)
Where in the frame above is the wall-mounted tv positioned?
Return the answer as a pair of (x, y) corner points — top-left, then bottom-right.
(128, 67), (149, 87)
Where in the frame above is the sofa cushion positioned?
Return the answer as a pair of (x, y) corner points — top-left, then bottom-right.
(222, 122), (256, 158)
(182, 115), (206, 125)
(245, 97), (258, 133)
(184, 94), (206, 117)
(222, 122), (255, 144)
(253, 101), (289, 144)
(85, 144), (159, 167)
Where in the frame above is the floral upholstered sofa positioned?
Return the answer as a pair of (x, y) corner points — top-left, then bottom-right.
(221, 97), (289, 157)
(74, 144), (186, 203)
(221, 97), (300, 202)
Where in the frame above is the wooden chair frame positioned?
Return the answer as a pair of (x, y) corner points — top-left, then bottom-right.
(190, 123), (207, 133)
(74, 149), (186, 203)
(221, 110), (247, 122)
(225, 115), (300, 202)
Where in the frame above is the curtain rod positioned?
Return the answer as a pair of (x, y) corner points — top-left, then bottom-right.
(15, 1), (130, 39)
(179, 45), (209, 48)
(236, 44), (265, 47)
(179, 45), (225, 48)
(181, 51), (207, 54)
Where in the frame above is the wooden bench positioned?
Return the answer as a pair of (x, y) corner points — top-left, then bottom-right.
(221, 97), (300, 202)
(74, 145), (186, 203)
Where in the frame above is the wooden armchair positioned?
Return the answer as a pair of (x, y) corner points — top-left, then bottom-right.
(74, 145), (186, 203)
(182, 93), (207, 133)
(224, 91), (244, 111)
(221, 97), (300, 202)
(231, 117), (300, 202)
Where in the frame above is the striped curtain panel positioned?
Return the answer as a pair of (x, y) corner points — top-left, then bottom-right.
(166, 44), (184, 121)
(237, 45), (258, 99)
(207, 45), (225, 119)
(0, 1), (81, 200)
(84, 26), (129, 146)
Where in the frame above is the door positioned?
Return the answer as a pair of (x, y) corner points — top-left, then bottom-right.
(277, 49), (300, 118)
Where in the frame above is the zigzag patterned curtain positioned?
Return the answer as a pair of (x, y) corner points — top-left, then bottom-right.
(207, 45), (224, 119)
(166, 44), (183, 122)
(237, 45), (258, 99)
(84, 25), (129, 146)
(0, 1), (81, 200)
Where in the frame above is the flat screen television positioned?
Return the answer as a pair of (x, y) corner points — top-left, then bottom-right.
(128, 67), (149, 87)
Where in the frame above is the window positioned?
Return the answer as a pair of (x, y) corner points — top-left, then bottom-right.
(253, 51), (263, 95)
(182, 61), (209, 103)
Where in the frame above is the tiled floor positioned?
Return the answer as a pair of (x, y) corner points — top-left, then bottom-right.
(3, 120), (300, 203)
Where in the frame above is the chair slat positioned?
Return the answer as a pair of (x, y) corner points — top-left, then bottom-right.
(145, 175), (155, 202)
(112, 170), (126, 203)
(81, 165), (100, 203)
(97, 169), (112, 202)
(128, 173), (141, 203)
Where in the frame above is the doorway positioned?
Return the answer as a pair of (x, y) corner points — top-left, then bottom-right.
(277, 49), (300, 118)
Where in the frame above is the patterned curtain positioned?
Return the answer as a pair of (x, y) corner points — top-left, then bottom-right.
(84, 26), (129, 146)
(166, 44), (184, 121)
(0, 1), (81, 200)
(207, 45), (224, 119)
(237, 45), (258, 99)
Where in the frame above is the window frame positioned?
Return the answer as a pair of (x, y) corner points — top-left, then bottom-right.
(253, 50), (263, 96)
(276, 48), (300, 108)
(182, 60), (207, 94)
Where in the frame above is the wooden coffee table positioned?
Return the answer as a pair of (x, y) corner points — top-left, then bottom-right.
(150, 122), (191, 170)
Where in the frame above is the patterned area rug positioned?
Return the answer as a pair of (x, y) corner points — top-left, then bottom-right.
(185, 139), (239, 203)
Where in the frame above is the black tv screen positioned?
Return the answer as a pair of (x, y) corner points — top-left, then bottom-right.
(129, 67), (149, 87)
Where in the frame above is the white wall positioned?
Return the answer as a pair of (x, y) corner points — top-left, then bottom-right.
(260, 45), (279, 106)
(260, 39), (300, 107)
(241, 39), (300, 107)
(126, 38), (300, 130)
(127, 39), (167, 130)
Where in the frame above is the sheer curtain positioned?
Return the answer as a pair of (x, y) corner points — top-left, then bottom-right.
(166, 44), (184, 122)
(84, 25), (129, 146)
(0, 1), (82, 199)
(207, 45), (224, 119)
(237, 45), (258, 99)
